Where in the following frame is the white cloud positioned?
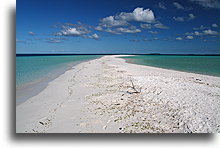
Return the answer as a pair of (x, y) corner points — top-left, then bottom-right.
(189, 0), (219, 9)
(158, 2), (166, 10)
(56, 24), (91, 37)
(212, 24), (218, 27)
(100, 16), (127, 27)
(188, 13), (196, 20)
(141, 23), (169, 30)
(149, 31), (159, 34)
(186, 31), (202, 36)
(58, 25), (89, 36)
(55, 23), (103, 40)
(86, 33), (100, 40)
(28, 32), (36, 35)
(193, 25), (209, 30)
(94, 26), (103, 31)
(194, 31), (203, 36)
(173, 17), (185, 22)
(185, 29), (218, 37)
(57, 26), (100, 39)
(186, 35), (194, 39)
(173, 13), (195, 22)
(105, 28), (122, 34)
(140, 23), (152, 29)
(154, 23), (169, 29)
(61, 28), (83, 36)
(104, 26), (141, 34)
(116, 7), (155, 23)
(173, 2), (185, 10)
(115, 26), (141, 33)
(176, 37), (183, 40)
(203, 29), (218, 35)
(100, 7), (155, 28)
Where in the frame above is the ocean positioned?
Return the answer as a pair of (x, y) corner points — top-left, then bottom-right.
(16, 55), (101, 104)
(120, 55), (220, 76)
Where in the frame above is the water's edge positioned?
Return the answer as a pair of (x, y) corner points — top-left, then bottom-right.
(16, 58), (97, 105)
(120, 56), (220, 77)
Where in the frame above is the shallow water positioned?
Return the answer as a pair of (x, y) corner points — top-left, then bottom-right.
(16, 55), (101, 104)
(120, 55), (220, 76)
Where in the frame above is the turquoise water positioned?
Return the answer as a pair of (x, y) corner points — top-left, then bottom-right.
(120, 55), (220, 76)
(16, 55), (101, 87)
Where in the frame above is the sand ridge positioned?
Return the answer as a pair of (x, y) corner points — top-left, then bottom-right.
(16, 55), (220, 133)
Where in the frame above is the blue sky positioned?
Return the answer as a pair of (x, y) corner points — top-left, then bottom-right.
(16, 0), (219, 54)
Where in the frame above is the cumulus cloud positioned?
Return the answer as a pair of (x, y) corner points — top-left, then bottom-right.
(140, 23), (152, 29)
(105, 28), (122, 34)
(203, 29), (218, 35)
(188, 13), (196, 20)
(212, 24), (218, 27)
(193, 25), (209, 30)
(186, 35), (194, 39)
(189, 0), (219, 9)
(173, 16), (185, 22)
(116, 26), (141, 34)
(185, 29), (218, 37)
(99, 7), (155, 28)
(85, 34), (100, 40)
(141, 22), (169, 30)
(194, 31), (203, 36)
(28, 32), (36, 35)
(176, 37), (183, 40)
(55, 23), (92, 39)
(158, 2), (166, 10)
(154, 23), (169, 29)
(55, 23), (101, 40)
(100, 16), (128, 27)
(104, 26), (141, 34)
(173, 13), (195, 22)
(185, 31), (203, 36)
(116, 7), (155, 23)
(97, 7), (169, 35)
(59, 27), (88, 36)
(94, 26), (103, 31)
(149, 31), (159, 34)
(116, 27), (141, 33)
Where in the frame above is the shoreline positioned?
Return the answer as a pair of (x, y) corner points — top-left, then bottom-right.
(16, 58), (102, 105)
(121, 57), (220, 78)
(119, 55), (220, 77)
(16, 55), (220, 133)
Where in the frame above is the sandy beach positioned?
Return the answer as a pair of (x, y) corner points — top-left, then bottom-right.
(16, 55), (220, 133)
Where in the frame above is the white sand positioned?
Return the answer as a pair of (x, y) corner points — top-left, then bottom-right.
(16, 55), (220, 133)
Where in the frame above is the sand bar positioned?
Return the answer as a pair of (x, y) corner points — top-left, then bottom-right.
(16, 55), (220, 133)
